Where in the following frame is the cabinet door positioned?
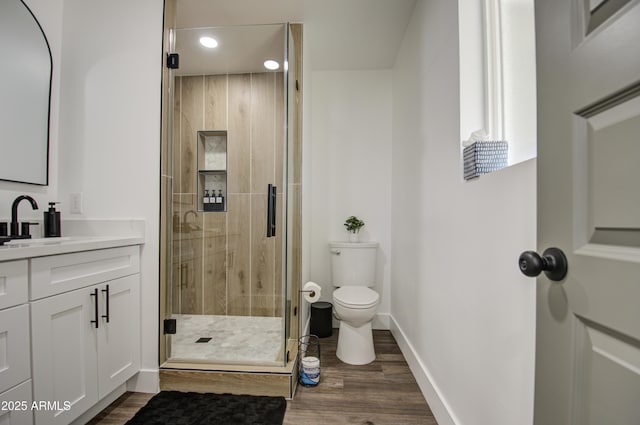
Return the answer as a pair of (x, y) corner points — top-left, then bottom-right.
(97, 274), (140, 398)
(0, 305), (30, 394)
(31, 286), (99, 425)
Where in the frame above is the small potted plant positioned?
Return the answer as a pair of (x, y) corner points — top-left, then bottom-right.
(344, 215), (365, 242)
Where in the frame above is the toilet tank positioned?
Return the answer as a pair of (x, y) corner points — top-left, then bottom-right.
(329, 242), (378, 287)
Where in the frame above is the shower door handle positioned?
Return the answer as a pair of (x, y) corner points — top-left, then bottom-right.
(267, 184), (277, 237)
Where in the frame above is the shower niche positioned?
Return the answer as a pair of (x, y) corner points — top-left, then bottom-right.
(197, 130), (227, 212)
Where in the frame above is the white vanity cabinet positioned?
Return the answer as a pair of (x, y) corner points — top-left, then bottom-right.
(0, 260), (33, 425)
(29, 246), (141, 425)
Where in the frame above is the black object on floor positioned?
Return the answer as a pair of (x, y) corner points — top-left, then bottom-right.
(125, 391), (286, 425)
(310, 301), (333, 338)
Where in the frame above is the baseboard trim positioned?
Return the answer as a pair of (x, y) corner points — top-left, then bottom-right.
(390, 316), (459, 425)
(126, 368), (159, 393)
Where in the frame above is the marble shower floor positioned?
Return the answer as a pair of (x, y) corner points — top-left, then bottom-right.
(169, 314), (284, 365)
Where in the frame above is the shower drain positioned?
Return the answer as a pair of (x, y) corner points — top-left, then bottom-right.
(195, 337), (212, 343)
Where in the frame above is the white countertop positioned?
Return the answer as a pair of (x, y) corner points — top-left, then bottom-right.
(0, 235), (145, 262)
(0, 219), (146, 262)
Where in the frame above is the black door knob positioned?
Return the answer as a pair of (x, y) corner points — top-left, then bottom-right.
(518, 247), (568, 281)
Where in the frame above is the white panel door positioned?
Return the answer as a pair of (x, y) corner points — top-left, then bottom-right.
(97, 274), (140, 398)
(533, 1), (640, 424)
(0, 305), (30, 394)
(31, 286), (99, 425)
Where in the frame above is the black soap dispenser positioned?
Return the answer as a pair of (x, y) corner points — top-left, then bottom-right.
(43, 202), (61, 237)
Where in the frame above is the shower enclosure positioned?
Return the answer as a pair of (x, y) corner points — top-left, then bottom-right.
(159, 18), (301, 389)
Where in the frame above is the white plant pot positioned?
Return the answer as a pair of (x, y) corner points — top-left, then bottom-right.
(348, 232), (359, 242)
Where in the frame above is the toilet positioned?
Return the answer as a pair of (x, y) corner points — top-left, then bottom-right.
(329, 242), (380, 365)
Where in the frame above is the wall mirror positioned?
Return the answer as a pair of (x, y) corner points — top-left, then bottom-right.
(0, 0), (52, 185)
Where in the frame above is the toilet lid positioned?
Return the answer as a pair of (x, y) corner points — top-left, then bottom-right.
(333, 286), (379, 308)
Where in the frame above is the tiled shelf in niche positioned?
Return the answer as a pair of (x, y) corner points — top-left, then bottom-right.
(197, 130), (227, 212)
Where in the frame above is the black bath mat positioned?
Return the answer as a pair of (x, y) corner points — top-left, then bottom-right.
(126, 391), (286, 425)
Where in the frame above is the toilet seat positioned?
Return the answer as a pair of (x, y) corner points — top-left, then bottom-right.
(333, 286), (379, 309)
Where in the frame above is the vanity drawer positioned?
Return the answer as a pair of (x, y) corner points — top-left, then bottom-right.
(0, 260), (28, 310)
(0, 304), (31, 394)
(30, 246), (140, 300)
(0, 380), (33, 425)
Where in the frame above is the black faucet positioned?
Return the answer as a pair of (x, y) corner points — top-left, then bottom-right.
(10, 195), (39, 237)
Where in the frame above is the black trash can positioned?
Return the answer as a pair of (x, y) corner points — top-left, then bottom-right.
(310, 301), (333, 338)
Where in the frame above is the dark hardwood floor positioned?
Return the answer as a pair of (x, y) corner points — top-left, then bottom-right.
(88, 330), (437, 425)
(284, 329), (437, 425)
(86, 392), (154, 425)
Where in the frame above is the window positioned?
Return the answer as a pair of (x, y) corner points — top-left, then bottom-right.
(460, 0), (537, 170)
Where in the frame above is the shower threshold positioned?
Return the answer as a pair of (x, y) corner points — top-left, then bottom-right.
(160, 338), (298, 399)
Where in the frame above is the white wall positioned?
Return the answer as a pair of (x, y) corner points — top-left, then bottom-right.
(1, 0), (162, 392)
(0, 0), (63, 221)
(56, 0), (163, 391)
(390, 1), (536, 425)
(308, 69), (392, 328)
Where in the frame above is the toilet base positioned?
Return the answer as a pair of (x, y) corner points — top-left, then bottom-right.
(336, 320), (375, 365)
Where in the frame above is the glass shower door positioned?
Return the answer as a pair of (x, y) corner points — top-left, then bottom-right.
(162, 23), (291, 368)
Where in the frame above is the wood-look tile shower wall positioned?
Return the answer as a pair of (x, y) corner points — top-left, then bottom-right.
(172, 72), (284, 317)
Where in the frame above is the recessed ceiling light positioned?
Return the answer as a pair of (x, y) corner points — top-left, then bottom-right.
(199, 36), (218, 48)
(264, 60), (280, 70)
